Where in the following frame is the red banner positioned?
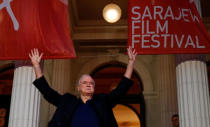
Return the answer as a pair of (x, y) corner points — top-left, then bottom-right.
(128, 0), (210, 54)
(0, 0), (76, 60)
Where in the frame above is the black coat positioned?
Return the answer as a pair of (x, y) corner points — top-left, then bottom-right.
(33, 76), (133, 127)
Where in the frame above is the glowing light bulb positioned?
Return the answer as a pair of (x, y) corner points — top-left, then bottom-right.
(103, 3), (121, 23)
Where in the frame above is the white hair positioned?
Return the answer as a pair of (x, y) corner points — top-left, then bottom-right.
(78, 74), (95, 86)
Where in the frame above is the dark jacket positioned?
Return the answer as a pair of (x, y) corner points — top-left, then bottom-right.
(33, 76), (133, 127)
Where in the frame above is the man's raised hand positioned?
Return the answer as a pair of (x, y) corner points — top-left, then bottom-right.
(29, 48), (43, 67)
(127, 46), (137, 63)
(29, 49), (43, 78)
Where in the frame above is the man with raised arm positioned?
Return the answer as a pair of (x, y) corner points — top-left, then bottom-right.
(29, 47), (137, 127)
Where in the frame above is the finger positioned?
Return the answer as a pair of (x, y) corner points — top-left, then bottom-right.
(130, 47), (134, 56)
(127, 48), (131, 57)
(129, 46), (132, 52)
(33, 48), (36, 56)
(127, 48), (130, 54)
(29, 53), (32, 59)
(34, 48), (37, 56)
(128, 47), (132, 54)
(135, 51), (137, 55)
(31, 49), (35, 57)
(127, 47), (130, 55)
(38, 53), (44, 61)
(35, 48), (39, 56)
(134, 51), (137, 58)
(132, 49), (135, 55)
(133, 49), (136, 55)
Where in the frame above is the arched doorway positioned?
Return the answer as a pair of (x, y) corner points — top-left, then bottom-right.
(91, 61), (145, 127)
(0, 64), (14, 127)
(113, 104), (140, 127)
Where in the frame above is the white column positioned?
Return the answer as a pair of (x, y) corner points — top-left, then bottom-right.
(175, 0), (210, 126)
(8, 61), (41, 127)
(176, 60), (210, 127)
(156, 55), (178, 127)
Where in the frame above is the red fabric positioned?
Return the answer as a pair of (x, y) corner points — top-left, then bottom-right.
(0, 0), (76, 60)
(128, 0), (210, 54)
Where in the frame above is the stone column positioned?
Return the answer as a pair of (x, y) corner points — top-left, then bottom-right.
(8, 61), (41, 127)
(175, 0), (210, 127)
(176, 55), (210, 127)
(156, 55), (178, 127)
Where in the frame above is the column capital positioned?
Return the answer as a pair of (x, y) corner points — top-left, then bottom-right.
(15, 60), (44, 69)
(176, 54), (206, 66)
(14, 60), (32, 68)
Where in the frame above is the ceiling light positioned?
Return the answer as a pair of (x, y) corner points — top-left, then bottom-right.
(103, 3), (122, 23)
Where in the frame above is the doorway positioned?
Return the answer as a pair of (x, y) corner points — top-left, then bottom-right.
(91, 61), (145, 127)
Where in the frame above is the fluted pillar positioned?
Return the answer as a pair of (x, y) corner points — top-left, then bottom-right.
(175, 0), (210, 126)
(176, 55), (210, 127)
(8, 61), (41, 127)
(156, 55), (178, 127)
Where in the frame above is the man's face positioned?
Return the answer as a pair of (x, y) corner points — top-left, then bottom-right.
(172, 116), (179, 127)
(77, 75), (95, 96)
